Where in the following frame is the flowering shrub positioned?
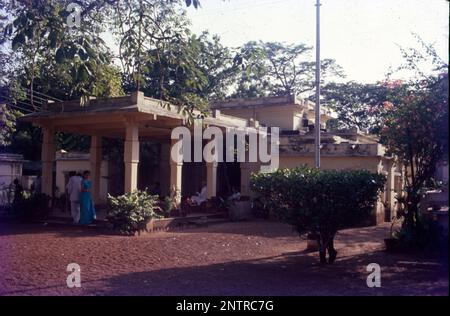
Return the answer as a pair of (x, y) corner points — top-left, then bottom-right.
(250, 167), (385, 264)
(380, 73), (448, 247)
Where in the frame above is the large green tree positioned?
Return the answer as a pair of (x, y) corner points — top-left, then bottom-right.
(109, 0), (238, 117)
(0, 0), (125, 156)
(0, 0), (234, 156)
(322, 37), (448, 134)
(321, 82), (389, 132)
(233, 41), (344, 98)
(1, 0), (115, 101)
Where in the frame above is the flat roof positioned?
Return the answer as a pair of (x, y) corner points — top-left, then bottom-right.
(211, 94), (337, 118)
(211, 95), (307, 110)
(0, 153), (27, 163)
(20, 92), (252, 140)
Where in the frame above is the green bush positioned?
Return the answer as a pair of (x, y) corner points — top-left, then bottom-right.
(12, 193), (51, 220)
(107, 190), (162, 234)
(250, 167), (385, 263)
(395, 210), (448, 253)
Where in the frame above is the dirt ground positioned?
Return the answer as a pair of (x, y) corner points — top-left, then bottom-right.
(0, 220), (448, 296)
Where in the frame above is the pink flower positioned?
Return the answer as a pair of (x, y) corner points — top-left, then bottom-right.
(381, 79), (403, 90)
(402, 95), (415, 103)
(367, 105), (378, 114)
(382, 101), (394, 110)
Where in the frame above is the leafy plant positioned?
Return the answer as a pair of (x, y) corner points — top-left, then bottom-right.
(160, 193), (179, 218)
(218, 196), (236, 213)
(380, 73), (448, 247)
(232, 41), (343, 98)
(250, 167), (385, 263)
(107, 189), (162, 234)
(12, 193), (51, 221)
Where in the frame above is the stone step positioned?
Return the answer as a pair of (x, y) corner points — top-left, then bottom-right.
(35, 212), (228, 230)
(186, 217), (229, 227)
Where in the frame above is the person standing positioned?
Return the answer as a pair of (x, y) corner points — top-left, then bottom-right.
(12, 179), (23, 204)
(79, 170), (96, 225)
(66, 171), (82, 224)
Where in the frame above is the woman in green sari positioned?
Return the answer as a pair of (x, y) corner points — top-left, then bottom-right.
(79, 171), (96, 225)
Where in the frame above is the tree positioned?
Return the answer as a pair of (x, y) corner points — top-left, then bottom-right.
(1, 0), (113, 102)
(250, 167), (385, 263)
(1, 0), (237, 156)
(379, 37), (448, 248)
(322, 36), (448, 134)
(142, 31), (239, 113)
(232, 41), (273, 98)
(187, 32), (239, 101)
(233, 41), (344, 98)
(0, 103), (21, 147)
(380, 73), (448, 246)
(0, 0), (125, 156)
(110, 1), (239, 117)
(321, 82), (389, 132)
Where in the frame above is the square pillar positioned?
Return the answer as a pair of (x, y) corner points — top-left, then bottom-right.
(124, 123), (139, 193)
(41, 126), (55, 196)
(159, 143), (170, 197)
(240, 163), (251, 196)
(90, 135), (102, 202)
(386, 162), (396, 211)
(206, 162), (217, 198)
(170, 139), (182, 205)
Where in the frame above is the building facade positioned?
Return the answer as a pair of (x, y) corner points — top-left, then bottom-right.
(23, 92), (403, 224)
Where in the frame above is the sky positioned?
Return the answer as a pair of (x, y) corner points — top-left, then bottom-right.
(183, 0), (449, 83)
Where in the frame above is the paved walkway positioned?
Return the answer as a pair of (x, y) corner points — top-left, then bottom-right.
(0, 221), (447, 295)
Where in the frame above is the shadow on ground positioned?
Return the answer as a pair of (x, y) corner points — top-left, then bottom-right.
(89, 248), (448, 296)
(0, 220), (447, 296)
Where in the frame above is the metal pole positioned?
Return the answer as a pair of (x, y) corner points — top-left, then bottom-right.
(314, 0), (321, 168)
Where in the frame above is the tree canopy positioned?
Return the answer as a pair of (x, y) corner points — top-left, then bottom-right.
(233, 41), (344, 98)
(0, 0), (447, 164)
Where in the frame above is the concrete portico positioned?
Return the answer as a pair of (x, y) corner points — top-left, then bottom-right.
(23, 92), (252, 205)
(23, 92), (403, 224)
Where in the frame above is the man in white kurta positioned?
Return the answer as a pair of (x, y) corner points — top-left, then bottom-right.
(191, 185), (207, 206)
(66, 172), (82, 224)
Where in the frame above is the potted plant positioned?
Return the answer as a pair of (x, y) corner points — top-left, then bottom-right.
(161, 194), (178, 218)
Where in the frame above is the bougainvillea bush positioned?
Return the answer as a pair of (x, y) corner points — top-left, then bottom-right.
(380, 73), (448, 248)
(250, 167), (385, 263)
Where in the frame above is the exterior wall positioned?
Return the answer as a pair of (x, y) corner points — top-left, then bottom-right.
(278, 156), (381, 172)
(293, 112), (304, 130)
(0, 161), (23, 188)
(22, 176), (37, 191)
(55, 159), (109, 204)
(219, 106), (298, 131)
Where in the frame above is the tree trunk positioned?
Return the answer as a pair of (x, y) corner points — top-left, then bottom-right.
(318, 231), (337, 264)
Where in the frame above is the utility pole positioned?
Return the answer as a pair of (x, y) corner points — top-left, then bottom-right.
(314, 0), (321, 168)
